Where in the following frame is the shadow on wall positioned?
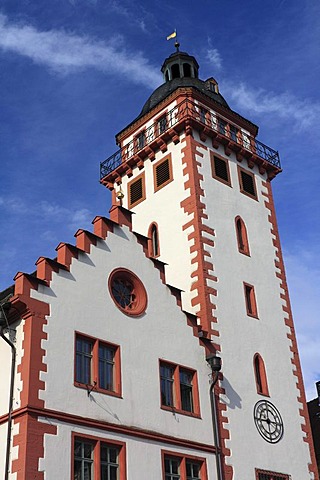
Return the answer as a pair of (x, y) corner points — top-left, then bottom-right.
(220, 376), (242, 410)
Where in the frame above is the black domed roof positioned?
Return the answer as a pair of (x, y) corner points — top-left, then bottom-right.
(139, 76), (230, 117)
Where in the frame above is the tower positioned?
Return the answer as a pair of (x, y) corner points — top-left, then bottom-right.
(100, 47), (318, 479)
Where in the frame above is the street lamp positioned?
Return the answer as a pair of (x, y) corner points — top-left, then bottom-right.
(206, 353), (223, 480)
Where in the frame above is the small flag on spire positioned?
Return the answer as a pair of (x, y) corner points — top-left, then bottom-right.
(166, 30), (177, 40)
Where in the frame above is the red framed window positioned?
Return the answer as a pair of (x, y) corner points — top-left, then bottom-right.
(73, 434), (126, 480)
(253, 354), (269, 396)
(210, 152), (231, 187)
(159, 360), (200, 416)
(127, 172), (146, 208)
(243, 282), (258, 318)
(148, 222), (160, 258)
(238, 165), (258, 200)
(235, 216), (250, 256)
(255, 468), (290, 480)
(162, 451), (208, 480)
(75, 333), (121, 397)
(154, 155), (173, 192)
(108, 268), (148, 317)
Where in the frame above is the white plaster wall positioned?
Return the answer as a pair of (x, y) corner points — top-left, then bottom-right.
(31, 224), (214, 446)
(119, 138), (199, 314)
(39, 418), (218, 479)
(194, 136), (311, 479)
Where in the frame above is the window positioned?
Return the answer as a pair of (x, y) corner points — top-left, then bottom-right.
(148, 222), (160, 258)
(158, 115), (167, 134)
(238, 166), (257, 199)
(128, 173), (145, 208)
(73, 436), (126, 480)
(244, 282), (258, 318)
(154, 155), (173, 192)
(255, 469), (290, 480)
(162, 452), (207, 480)
(75, 333), (121, 396)
(210, 152), (231, 186)
(199, 108), (207, 124)
(136, 131), (145, 150)
(171, 63), (180, 79)
(159, 360), (200, 416)
(253, 354), (269, 396)
(229, 125), (239, 143)
(218, 118), (227, 135)
(235, 216), (250, 256)
(108, 268), (148, 317)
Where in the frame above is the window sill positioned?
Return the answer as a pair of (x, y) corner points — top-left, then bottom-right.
(161, 405), (201, 419)
(74, 382), (122, 398)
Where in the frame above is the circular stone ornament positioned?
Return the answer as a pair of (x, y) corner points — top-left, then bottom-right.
(253, 400), (284, 444)
(108, 268), (147, 317)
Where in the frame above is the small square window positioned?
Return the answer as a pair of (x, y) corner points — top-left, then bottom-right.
(238, 166), (257, 200)
(159, 360), (200, 416)
(128, 173), (146, 208)
(154, 156), (173, 192)
(210, 152), (231, 187)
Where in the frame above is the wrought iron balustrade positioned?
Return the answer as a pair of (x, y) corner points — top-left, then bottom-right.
(100, 98), (281, 179)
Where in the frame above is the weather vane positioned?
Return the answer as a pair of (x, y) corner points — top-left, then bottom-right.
(166, 29), (180, 51)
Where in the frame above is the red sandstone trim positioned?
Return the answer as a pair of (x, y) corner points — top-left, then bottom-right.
(262, 178), (319, 480)
(9, 405), (216, 455)
(180, 134), (233, 480)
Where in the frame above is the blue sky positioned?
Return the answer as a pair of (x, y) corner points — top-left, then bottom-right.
(0, 0), (319, 400)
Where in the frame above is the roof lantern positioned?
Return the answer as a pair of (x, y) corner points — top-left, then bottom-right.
(161, 42), (199, 82)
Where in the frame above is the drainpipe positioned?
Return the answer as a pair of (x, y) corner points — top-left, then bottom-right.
(206, 354), (223, 480)
(0, 303), (16, 480)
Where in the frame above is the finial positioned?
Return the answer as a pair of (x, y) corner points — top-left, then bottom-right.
(175, 41), (180, 52)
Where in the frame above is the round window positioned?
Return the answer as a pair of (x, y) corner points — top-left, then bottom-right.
(108, 268), (147, 316)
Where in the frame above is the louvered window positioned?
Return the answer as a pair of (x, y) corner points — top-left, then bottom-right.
(214, 157), (229, 182)
(240, 169), (257, 198)
(154, 157), (172, 192)
(211, 153), (231, 186)
(128, 175), (145, 208)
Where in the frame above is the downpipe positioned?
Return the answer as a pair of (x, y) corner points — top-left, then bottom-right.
(210, 371), (224, 480)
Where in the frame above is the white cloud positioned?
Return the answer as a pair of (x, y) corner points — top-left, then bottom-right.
(0, 13), (160, 88)
(206, 48), (222, 70)
(223, 81), (320, 131)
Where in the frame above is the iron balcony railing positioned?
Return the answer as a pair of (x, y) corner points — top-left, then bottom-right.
(100, 98), (280, 179)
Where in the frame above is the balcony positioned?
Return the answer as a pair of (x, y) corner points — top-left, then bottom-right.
(100, 98), (281, 181)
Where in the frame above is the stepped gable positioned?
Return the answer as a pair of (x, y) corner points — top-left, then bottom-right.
(6, 205), (215, 356)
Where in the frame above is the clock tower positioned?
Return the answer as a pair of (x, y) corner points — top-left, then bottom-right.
(100, 46), (318, 479)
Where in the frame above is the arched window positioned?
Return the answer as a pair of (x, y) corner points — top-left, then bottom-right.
(171, 64), (180, 79)
(183, 63), (191, 77)
(148, 223), (160, 258)
(253, 353), (269, 396)
(235, 216), (250, 255)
